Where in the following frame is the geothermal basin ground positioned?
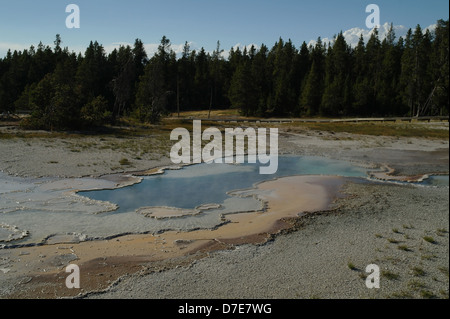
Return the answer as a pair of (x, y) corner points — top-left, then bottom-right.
(0, 117), (448, 299)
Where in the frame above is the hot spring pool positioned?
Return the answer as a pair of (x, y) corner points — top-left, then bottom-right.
(78, 156), (370, 213)
(0, 155), (446, 246)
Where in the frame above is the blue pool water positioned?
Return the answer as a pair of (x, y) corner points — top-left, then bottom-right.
(79, 156), (369, 213)
(423, 175), (450, 187)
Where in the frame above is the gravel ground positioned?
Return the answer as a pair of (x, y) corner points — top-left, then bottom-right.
(87, 182), (449, 299)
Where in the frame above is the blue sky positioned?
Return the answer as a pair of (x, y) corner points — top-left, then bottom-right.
(0, 0), (448, 58)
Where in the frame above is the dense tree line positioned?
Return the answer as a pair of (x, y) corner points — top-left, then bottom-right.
(0, 20), (448, 130)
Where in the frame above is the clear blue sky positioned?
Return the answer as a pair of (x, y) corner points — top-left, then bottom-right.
(0, 0), (448, 58)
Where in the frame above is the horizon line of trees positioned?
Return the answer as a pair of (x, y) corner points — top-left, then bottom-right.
(0, 19), (448, 131)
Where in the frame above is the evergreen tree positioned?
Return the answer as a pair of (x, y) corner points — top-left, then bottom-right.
(110, 39), (147, 120)
(321, 32), (352, 115)
(0, 50), (14, 112)
(400, 28), (415, 116)
(135, 36), (176, 123)
(111, 45), (135, 119)
(294, 42), (311, 116)
(428, 20), (449, 115)
(112, 52), (135, 119)
(352, 34), (369, 115)
(415, 28), (433, 116)
(411, 26), (432, 116)
(76, 41), (109, 107)
(377, 24), (404, 115)
(81, 95), (110, 126)
(400, 25), (434, 116)
(27, 70), (80, 130)
(14, 83), (36, 111)
(1, 50), (31, 112)
(194, 47), (211, 109)
(27, 42), (56, 84)
(228, 59), (256, 116)
(300, 38), (325, 115)
(365, 28), (382, 115)
(210, 41), (226, 115)
(132, 38), (148, 77)
(176, 41), (196, 113)
(267, 38), (298, 116)
(251, 44), (270, 116)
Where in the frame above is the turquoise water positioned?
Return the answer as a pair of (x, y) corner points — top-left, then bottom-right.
(423, 175), (450, 187)
(80, 156), (369, 213)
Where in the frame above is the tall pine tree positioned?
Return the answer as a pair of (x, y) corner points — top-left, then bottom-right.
(300, 38), (325, 116)
(321, 32), (352, 116)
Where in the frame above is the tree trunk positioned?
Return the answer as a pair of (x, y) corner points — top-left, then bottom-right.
(177, 76), (180, 118)
(208, 86), (213, 119)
